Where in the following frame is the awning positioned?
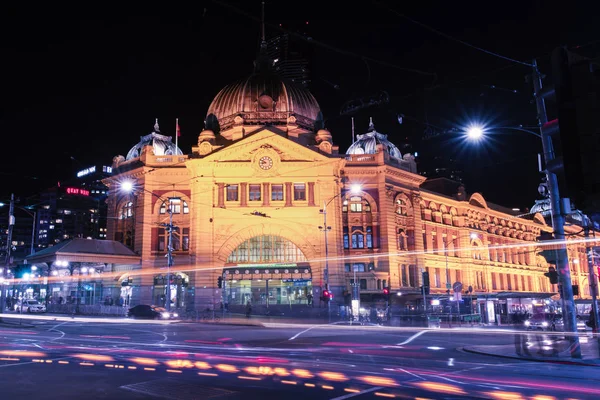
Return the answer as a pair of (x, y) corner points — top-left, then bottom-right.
(26, 238), (141, 265)
(495, 291), (557, 299)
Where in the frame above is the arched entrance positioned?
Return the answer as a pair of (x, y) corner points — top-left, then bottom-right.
(223, 235), (313, 307)
(152, 272), (190, 309)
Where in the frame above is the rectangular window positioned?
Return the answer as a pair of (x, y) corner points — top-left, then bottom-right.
(182, 228), (189, 251)
(350, 203), (362, 212)
(366, 226), (373, 248)
(271, 184), (284, 201)
(183, 202), (189, 214)
(342, 200), (348, 212)
(401, 264), (408, 286)
(351, 226), (364, 249)
(226, 185), (239, 201)
(158, 228), (165, 251)
(352, 263), (366, 272)
(360, 279), (367, 290)
(249, 184), (261, 201)
(293, 183), (306, 201)
(343, 227), (349, 249)
(169, 198), (181, 214)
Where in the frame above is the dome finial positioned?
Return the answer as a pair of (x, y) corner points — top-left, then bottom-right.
(154, 118), (160, 132)
(368, 117), (375, 132)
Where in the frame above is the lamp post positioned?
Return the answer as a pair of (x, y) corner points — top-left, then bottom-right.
(120, 180), (177, 312)
(465, 111), (581, 357)
(319, 183), (361, 323)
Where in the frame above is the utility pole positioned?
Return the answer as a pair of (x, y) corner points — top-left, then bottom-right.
(163, 203), (175, 312)
(582, 215), (600, 350)
(1, 194), (15, 315)
(5, 194), (15, 266)
(322, 200), (331, 323)
(532, 60), (581, 358)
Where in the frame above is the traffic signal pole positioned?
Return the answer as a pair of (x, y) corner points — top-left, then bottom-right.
(532, 60), (581, 358)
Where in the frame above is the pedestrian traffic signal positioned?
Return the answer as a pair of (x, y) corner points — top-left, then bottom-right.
(322, 290), (333, 302)
(217, 276), (223, 288)
(544, 266), (559, 284)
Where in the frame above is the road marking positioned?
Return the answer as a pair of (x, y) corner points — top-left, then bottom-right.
(289, 325), (322, 341)
(329, 386), (382, 400)
(397, 330), (428, 345)
(397, 368), (425, 380)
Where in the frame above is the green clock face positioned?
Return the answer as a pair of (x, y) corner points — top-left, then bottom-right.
(259, 156), (273, 170)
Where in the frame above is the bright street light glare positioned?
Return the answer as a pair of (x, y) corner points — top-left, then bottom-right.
(121, 180), (134, 193)
(350, 184), (362, 194)
(466, 125), (484, 140)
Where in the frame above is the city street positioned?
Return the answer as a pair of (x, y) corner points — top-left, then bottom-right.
(0, 315), (599, 399)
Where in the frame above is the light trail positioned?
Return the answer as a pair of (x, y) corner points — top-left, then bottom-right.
(5, 236), (598, 285)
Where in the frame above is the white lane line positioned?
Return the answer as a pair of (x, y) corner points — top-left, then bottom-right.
(329, 386), (383, 400)
(397, 330), (429, 345)
(397, 367), (425, 380)
(289, 325), (322, 341)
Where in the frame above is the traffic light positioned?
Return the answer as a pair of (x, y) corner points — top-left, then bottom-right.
(422, 271), (430, 295)
(217, 276), (223, 289)
(383, 287), (390, 301)
(322, 289), (333, 302)
(544, 267), (559, 285)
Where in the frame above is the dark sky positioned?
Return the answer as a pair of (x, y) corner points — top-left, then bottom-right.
(1, 1), (598, 209)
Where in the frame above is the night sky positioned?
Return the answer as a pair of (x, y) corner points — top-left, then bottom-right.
(1, 1), (598, 210)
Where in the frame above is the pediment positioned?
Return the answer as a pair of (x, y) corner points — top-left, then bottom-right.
(198, 127), (331, 164)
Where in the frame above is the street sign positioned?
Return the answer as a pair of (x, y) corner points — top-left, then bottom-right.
(453, 281), (463, 293)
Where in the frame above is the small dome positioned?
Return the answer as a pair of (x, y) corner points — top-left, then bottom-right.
(346, 117), (402, 159)
(126, 119), (183, 160)
(205, 69), (321, 133)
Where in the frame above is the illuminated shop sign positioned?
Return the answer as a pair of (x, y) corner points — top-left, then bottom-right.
(77, 166), (96, 177)
(66, 187), (90, 196)
(77, 165), (112, 178)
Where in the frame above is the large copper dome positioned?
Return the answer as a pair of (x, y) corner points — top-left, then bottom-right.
(205, 70), (322, 133)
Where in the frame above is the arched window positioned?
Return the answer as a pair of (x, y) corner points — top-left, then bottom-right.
(345, 226), (373, 249)
(227, 235), (308, 263)
(119, 202), (133, 219)
(395, 198), (408, 216)
(160, 198), (190, 214)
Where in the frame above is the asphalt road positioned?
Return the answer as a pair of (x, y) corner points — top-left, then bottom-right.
(0, 315), (598, 399)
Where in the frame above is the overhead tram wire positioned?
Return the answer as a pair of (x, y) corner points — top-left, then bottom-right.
(209, 0), (436, 78)
(371, 1), (534, 68)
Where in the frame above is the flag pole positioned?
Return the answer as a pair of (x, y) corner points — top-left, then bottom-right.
(175, 118), (179, 154)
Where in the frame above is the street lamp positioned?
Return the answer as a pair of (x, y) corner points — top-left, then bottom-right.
(120, 180), (176, 311)
(463, 116), (580, 357)
(465, 124), (542, 141)
(319, 183), (361, 322)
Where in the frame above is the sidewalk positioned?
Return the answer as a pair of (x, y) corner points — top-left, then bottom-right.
(463, 333), (600, 366)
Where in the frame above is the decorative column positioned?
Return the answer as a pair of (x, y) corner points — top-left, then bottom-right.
(217, 183), (225, 208)
(285, 183), (293, 207)
(307, 182), (315, 206)
(262, 183), (270, 207)
(240, 183), (248, 207)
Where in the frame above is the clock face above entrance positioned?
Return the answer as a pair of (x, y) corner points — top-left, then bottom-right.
(259, 156), (273, 170)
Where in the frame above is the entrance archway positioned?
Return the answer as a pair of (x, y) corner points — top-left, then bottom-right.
(223, 235), (313, 307)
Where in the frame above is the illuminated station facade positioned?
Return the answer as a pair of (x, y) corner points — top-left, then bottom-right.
(105, 51), (594, 321)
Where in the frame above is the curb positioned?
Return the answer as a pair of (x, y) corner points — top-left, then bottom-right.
(0, 321), (36, 329)
(461, 346), (600, 367)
